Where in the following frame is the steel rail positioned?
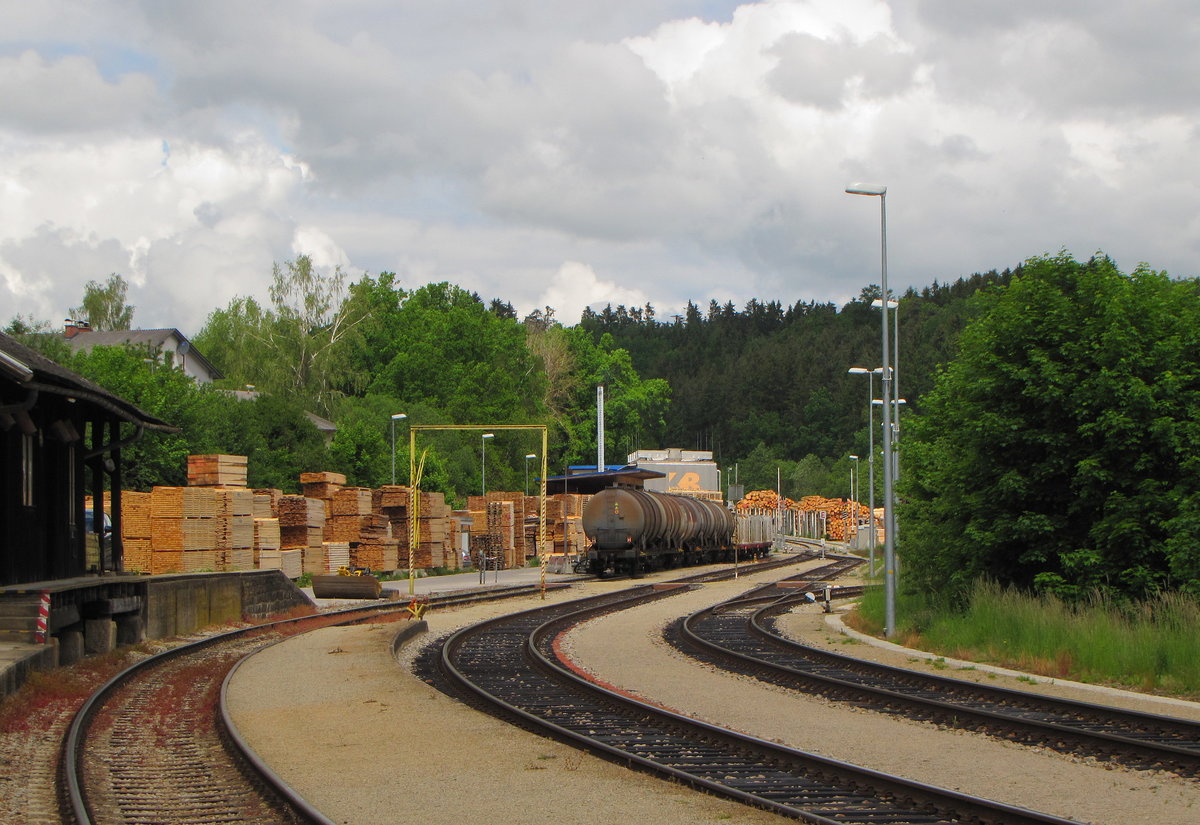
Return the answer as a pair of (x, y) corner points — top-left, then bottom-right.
(62, 600), (414, 825)
(431, 582), (1082, 825)
(672, 593), (1200, 776)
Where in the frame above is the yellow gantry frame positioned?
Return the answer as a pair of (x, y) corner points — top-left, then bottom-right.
(408, 425), (549, 598)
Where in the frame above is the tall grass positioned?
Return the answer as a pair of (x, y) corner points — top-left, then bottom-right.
(850, 580), (1200, 697)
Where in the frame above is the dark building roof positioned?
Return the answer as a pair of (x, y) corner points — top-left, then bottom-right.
(0, 331), (177, 431)
(544, 466), (666, 495)
(65, 327), (223, 381)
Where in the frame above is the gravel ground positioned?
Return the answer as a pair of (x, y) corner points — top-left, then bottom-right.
(226, 560), (1200, 825)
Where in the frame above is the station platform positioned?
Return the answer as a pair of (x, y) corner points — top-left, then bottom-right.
(0, 568), (312, 701)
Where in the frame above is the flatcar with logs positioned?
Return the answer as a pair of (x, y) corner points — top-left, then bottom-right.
(580, 486), (773, 576)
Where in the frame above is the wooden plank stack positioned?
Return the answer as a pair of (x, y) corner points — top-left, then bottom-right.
(126, 456), (482, 579)
(187, 454), (247, 487)
(300, 471), (345, 503)
(120, 491), (153, 573)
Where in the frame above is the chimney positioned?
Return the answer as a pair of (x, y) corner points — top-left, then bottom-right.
(64, 319), (92, 339)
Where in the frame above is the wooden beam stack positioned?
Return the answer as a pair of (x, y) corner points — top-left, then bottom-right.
(120, 491), (152, 574)
(187, 454), (248, 487)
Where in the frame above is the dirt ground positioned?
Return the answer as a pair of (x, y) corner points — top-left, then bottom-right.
(226, 559), (1200, 825)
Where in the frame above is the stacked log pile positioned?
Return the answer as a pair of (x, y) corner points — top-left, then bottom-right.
(734, 489), (799, 511)
(734, 490), (870, 543)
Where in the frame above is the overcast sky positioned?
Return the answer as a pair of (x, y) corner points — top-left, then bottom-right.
(2, 0), (1197, 335)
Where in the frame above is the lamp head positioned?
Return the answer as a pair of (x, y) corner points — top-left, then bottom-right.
(846, 183), (886, 196)
(391, 413), (407, 420)
(482, 433), (494, 439)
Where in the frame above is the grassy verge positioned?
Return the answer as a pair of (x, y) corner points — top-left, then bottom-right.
(848, 579), (1200, 698)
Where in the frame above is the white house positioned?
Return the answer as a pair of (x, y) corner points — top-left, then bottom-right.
(64, 323), (224, 385)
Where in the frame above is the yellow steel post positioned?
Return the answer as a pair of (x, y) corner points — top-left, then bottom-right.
(539, 427), (548, 599)
(408, 428), (417, 596)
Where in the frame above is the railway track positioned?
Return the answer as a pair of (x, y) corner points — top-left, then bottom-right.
(419, 572), (1081, 825)
(52, 554), (806, 825)
(669, 583), (1200, 777)
(60, 602), (419, 825)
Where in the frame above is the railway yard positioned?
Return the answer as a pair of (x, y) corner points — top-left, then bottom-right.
(4, 548), (1200, 824)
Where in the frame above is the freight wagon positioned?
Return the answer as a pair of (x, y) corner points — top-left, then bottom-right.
(580, 486), (772, 576)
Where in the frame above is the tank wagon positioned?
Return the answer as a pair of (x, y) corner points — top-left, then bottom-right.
(581, 486), (772, 576)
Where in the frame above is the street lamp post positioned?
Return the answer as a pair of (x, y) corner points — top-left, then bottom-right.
(847, 367), (879, 572)
(848, 455), (859, 546)
(846, 181), (897, 638)
(481, 433), (494, 496)
(873, 297), (901, 478)
(390, 413), (407, 485)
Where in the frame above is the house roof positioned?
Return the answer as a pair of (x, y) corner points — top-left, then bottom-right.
(66, 328), (224, 380)
(0, 331), (178, 432)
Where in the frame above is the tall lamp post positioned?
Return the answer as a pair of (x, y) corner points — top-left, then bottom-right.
(390, 413), (407, 485)
(846, 181), (896, 638)
(873, 297), (901, 477)
(847, 367), (878, 572)
(481, 432), (494, 496)
(848, 455), (859, 546)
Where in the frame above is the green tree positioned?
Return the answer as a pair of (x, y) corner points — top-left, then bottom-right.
(901, 252), (1200, 602)
(194, 256), (367, 416)
(371, 283), (543, 424)
(71, 273), (134, 331)
(562, 330), (670, 465)
(70, 343), (331, 492)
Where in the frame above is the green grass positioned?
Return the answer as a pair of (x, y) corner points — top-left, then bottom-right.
(850, 579), (1200, 697)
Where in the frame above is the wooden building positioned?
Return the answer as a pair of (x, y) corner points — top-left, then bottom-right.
(0, 331), (177, 587)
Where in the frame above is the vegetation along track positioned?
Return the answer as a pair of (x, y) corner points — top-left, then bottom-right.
(61, 601), (420, 825)
(418, 573), (1081, 825)
(669, 583), (1200, 777)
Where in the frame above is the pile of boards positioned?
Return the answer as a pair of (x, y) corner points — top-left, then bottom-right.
(462, 491), (589, 569)
(113, 455), (592, 578)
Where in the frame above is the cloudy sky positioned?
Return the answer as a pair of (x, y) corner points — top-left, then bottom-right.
(2, 0), (1198, 335)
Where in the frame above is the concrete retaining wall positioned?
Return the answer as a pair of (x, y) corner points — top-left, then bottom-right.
(145, 570), (313, 639)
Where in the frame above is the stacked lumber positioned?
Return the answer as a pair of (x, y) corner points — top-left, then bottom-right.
(323, 541), (351, 573)
(182, 550), (218, 572)
(487, 500), (516, 567)
(221, 548), (254, 572)
(378, 485), (409, 509)
(278, 494), (326, 572)
(150, 487), (184, 563)
(378, 486), (410, 555)
(332, 487), (373, 516)
(252, 489), (281, 518)
(119, 491), (153, 573)
(414, 491), (452, 569)
(300, 471), (345, 502)
(216, 489), (255, 550)
(543, 493), (589, 556)
(187, 454), (247, 487)
(257, 549), (303, 579)
(254, 517), (281, 551)
(182, 516), (216, 551)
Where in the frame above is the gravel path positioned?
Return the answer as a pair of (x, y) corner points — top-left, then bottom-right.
(227, 561), (1200, 825)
